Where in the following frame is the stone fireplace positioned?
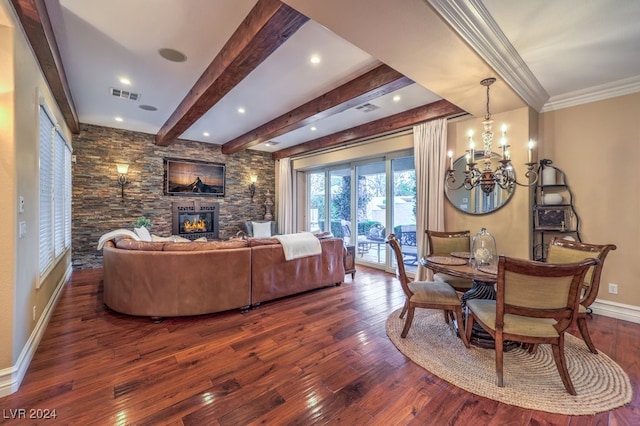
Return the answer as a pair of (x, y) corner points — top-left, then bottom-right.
(172, 201), (219, 240)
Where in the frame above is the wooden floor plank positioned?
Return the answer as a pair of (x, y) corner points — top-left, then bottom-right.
(0, 266), (638, 425)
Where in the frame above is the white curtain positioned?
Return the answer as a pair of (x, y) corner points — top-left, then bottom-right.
(414, 119), (448, 280)
(276, 158), (294, 234)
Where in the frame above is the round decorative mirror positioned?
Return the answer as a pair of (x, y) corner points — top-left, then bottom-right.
(444, 151), (515, 215)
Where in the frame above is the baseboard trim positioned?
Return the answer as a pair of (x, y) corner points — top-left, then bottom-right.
(0, 265), (72, 397)
(591, 299), (640, 324)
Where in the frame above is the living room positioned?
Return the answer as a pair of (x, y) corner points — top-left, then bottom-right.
(1, 0), (639, 422)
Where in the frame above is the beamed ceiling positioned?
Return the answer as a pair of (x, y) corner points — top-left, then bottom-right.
(9, 0), (640, 160)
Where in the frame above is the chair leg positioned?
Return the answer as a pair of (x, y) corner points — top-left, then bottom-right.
(399, 300), (408, 319)
(464, 310), (474, 343)
(401, 306), (415, 338)
(552, 334), (576, 395)
(576, 316), (598, 354)
(455, 308), (469, 348)
(443, 310), (450, 324)
(495, 332), (504, 387)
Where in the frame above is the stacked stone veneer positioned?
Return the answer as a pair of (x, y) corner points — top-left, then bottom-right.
(72, 123), (275, 269)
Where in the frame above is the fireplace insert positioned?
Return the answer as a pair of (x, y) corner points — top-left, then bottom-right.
(172, 201), (219, 240)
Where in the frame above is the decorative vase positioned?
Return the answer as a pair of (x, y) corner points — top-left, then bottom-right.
(471, 228), (497, 268)
(264, 190), (274, 221)
(542, 193), (563, 205)
(542, 167), (556, 185)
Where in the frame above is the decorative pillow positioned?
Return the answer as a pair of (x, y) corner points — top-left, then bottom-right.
(134, 226), (152, 242)
(97, 229), (140, 250)
(367, 225), (386, 241)
(252, 221), (272, 238)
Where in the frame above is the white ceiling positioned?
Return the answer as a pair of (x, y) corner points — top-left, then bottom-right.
(42, 0), (640, 154)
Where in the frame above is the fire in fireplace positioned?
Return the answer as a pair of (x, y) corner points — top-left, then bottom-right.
(172, 201), (219, 240)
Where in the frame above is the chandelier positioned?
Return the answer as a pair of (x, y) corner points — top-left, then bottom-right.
(446, 78), (538, 195)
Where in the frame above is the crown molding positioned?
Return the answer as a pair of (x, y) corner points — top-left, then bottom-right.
(541, 75), (640, 112)
(428, 0), (548, 111)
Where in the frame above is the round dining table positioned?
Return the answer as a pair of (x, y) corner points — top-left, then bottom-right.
(419, 255), (518, 351)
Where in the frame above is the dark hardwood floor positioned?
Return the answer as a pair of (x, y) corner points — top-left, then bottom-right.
(1, 266), (638, 425)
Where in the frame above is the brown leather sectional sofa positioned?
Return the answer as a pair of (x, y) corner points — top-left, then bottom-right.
(102, 237), (345, 319)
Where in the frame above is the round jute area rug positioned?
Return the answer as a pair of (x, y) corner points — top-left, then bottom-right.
(386, 308), (632, 415)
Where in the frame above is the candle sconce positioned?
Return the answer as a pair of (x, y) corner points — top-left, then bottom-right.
(116, 163), (129, 199)
(249, 175), (257, 200)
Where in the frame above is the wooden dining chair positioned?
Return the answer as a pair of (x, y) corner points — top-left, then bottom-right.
(546, 237), (617, 354)
(387, 234), (469, 347)
(465, 255), (598, 395)
(426, 230), (473, 291)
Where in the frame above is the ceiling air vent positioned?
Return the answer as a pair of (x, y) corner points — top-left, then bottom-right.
(110, 87), (140, 101)
(356, 102), (380, 113)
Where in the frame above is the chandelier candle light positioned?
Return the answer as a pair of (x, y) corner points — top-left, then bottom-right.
(446, 78), (538, 195)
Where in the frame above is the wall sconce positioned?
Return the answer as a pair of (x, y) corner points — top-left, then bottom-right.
(116, 163), (129, 199)
(249, 175), (257, 199)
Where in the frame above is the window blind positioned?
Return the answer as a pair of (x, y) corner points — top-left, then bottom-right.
(39, 106), (55, 274)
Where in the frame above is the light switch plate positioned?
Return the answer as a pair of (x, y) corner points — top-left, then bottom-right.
(19, 221), (27, 238)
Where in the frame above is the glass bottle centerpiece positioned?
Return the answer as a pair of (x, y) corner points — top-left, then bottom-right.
(471, 228), (497, 269)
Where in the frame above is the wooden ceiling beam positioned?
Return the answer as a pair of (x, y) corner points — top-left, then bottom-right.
(221, 64), (413, 154)
(271, 100), (465, 160)
(11, 0), (79, 133)
(155, 0), (308, 147)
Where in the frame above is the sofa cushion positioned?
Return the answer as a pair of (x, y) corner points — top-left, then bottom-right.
(115, 239), (165, 251)
(247, 237), (281, 247)
(162, 240), (249, 251)
(313, 231), (334, 239)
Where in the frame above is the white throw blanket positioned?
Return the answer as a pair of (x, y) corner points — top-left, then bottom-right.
(274, 232), (322, 261)
(97, 229), (140, 250)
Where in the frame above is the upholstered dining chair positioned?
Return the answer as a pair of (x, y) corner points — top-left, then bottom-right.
(426, 230), (473, 292)
(465, 255), (598, 395)
(387, 234), (469, 347)
(546, 237), (617, 354)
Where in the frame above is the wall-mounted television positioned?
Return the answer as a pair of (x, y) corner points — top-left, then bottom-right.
(164, 158), (225, 197)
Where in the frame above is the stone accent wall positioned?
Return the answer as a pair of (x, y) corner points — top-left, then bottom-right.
(72, 124), (275, 269)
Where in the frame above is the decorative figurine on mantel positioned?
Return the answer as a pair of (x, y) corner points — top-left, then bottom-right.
(264, 190), (274, 221)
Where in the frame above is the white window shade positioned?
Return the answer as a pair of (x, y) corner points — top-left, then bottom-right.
(39, 106), (54, 274)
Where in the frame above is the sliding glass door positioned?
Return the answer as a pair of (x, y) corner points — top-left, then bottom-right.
(390, 156), (417, 273)
(305, 151), (415, 274)
(355, 161), (387, 266)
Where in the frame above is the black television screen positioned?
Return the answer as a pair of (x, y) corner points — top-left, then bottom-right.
(164, 158), (225, 197)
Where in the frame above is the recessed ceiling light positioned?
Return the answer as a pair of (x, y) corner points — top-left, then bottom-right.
(158, 48), (187, 62)
(119, 77), (131, 85)
(309, 54), (321, 64)
(310, 126), (317, 131)
(265, 141), (279, 147)
(237, 107), (245, 114)
(393, 95), (401, 102)
(115, 117), (123, 122)
(203, 132), (210, 137)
